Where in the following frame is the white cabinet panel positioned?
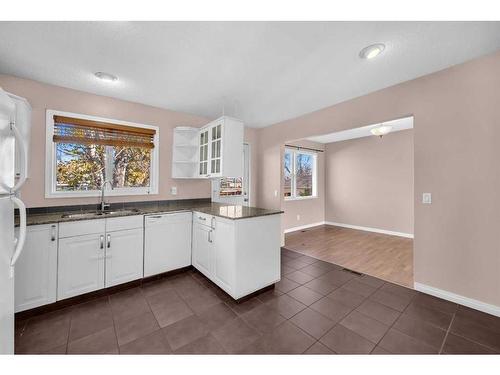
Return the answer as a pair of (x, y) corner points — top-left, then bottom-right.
(106, 215), (143, 232)
(59, 219), (105, 238)
(105, 228), (144, 287)
(192, 222), (213, 278)
(172, 116), (244, 179)
(212, 219), (235, 294)
(58, 233), (105, 300)
(144, 212), (192, 277)
(15, 224), (58, 312)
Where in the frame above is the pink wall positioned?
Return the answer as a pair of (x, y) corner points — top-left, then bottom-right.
(255, 51), (500, 308)
(325, 129), (414, 234)
(282, 140), (325, 232)
(0, 74), (258, 208)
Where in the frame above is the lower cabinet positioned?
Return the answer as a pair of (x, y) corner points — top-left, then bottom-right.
(192, 215), (236, 296)
(212, 219), (235, 293)
(15, 224), (58, 312)
(58, 232), (105, 300)
(57, 216), (144, 301)
(192, 221), (214, 277)
(105, 228), (144, 288)
(192, 211), (281, 300)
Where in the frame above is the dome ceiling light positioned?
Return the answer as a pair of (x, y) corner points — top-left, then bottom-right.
(370, 123), (392, 138)
(359, 43), (386, 60)
(94, 72), (118, 82)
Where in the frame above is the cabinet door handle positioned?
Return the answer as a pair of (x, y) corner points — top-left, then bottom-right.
(50, 225), (56, 241)
(107, 234), (111, 248)
(208, 230), (213, 243)
(100, 235), (104, 249)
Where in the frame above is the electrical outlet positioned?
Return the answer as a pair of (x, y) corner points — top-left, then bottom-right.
(296, 214), (300, 221)
(274, 190), (278, 197)
(171, 186), (178, 195)
(422, 193), (432, 204)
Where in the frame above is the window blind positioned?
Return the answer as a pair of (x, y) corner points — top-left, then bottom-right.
(53, 115), (156, 149)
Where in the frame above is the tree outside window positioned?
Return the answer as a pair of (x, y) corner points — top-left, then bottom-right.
(283, 148), (317, 199)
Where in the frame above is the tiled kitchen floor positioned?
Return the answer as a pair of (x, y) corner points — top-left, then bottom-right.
(15, 248), (500, 354)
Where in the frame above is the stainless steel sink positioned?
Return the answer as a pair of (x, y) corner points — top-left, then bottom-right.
(61, 209), (140, 219)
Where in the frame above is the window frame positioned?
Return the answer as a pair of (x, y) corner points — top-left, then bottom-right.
(45, 109), (159, 198)
(283, 147), (318, 201)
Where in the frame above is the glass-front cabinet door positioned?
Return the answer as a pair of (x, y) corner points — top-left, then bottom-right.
(199, 129), (209, 176)
(209, 123), (222, 176)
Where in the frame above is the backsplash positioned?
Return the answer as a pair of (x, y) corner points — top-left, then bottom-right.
(17, 198), (211, 215)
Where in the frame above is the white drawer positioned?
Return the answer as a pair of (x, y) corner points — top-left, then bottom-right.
(145, 211), (192, 227)
(59, 219), (105, 238)
(106, 215), (144, 232)
(193, 211), (215, 227)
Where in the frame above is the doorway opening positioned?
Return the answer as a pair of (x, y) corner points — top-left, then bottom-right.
(282, 117), (414, 288)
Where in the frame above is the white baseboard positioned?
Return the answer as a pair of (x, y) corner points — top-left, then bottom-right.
(414, 282), (500, 318)
(284, 221), (326, 234)
(324, 221), (414, 239)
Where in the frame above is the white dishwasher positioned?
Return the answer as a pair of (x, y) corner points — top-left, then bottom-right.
(144, 211), (193, 277)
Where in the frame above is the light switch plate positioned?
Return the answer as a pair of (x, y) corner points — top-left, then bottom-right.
(171, 186), (178, 195)
(422, 193), (432, 204)
(274, 190), (278, 197)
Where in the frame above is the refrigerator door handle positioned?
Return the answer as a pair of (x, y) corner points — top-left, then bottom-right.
(0, 123), (27, 193)
(10, 196), (26, 268)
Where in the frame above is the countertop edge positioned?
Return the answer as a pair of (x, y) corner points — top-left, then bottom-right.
(17, 204), (284, 227)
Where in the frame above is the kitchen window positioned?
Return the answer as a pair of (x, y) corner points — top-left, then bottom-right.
(284, 148), (317, 200)
(45, 110), (159, 198)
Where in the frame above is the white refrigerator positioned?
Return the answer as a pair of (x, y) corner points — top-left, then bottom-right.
(0, 88), (31, 354)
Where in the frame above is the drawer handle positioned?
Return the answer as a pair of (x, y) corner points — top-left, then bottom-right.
(211, 217), (216, 229)
(149, 216), (162, 219)
(198, 216), (206, 221)
(100, 235), (104, 249)
(50, 225), (56, 241)
(107, 234), (111, 248)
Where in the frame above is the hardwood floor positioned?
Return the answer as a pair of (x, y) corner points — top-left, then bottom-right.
(284, 225), (413, 288)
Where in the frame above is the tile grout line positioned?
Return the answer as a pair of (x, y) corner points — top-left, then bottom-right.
(367, 290), (419, 353)
(438, 309), (456, 354)
(109, 295), (121, 354)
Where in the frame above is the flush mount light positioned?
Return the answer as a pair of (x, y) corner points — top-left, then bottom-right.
(359, 43), (385, 60)
(371, 124), (392, 138)
(94, 72), (118, 82)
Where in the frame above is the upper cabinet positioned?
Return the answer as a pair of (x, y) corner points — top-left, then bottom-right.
(172, 116), (244, 179)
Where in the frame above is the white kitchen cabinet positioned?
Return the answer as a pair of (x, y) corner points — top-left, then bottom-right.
(14, 224), (58, 312)
(212, 219), (235, 293)
(105, 228), (144, 287)
(57, 216), (144, 300)
(144, 212), (192, 277)
(192, 221), (213, 278)
(58, 232), (105, 300)
(172, 127), (199, 179)
(191, 211), (281, 299)
(172, 116), (244, 179)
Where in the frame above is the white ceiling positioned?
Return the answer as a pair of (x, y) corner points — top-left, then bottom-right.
(0, 22), (499, 128)
(306, 116), (413, 144)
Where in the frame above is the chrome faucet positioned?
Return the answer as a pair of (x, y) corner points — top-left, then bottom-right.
(100, 180), (113, 213)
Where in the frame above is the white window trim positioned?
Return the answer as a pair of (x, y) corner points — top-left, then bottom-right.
(284, 148), (318, 201)
(45, 109), (160, 198)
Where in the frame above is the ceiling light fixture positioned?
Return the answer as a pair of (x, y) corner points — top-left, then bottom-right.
(359, 43), (385, 60)
(94, 72), (118, 82)
(370, 124), (392, 138)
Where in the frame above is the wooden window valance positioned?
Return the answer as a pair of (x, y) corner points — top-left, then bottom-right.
(53, 115), (156, 149)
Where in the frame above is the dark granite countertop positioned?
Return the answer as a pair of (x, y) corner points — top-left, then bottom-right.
(18, 200), (283, 226)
